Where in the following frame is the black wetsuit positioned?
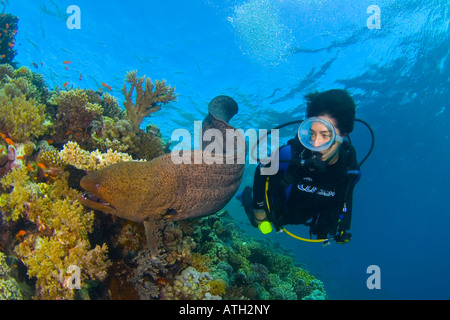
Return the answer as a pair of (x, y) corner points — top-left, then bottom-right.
(252, 138), (360, 240)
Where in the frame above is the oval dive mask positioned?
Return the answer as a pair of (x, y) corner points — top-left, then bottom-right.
(297, 117), (344, 152)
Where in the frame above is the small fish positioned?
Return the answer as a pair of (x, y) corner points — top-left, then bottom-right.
(101, 82), (112, 91)
(40, 61), (44, 66)
(0, 55), (4, 59)
(37, 162), (47, 169)
(63, 81), (69, 88)
(27, 163), (34, 171)
(65, 130), (72, 135)
(32, 62), (38, 68)
(64, 66), (69, 70)
(47, 139), (54, 144)
(16, 230), (26, 242)
(63, 60), (72, 64)
(5, 23), (9, 29)
(4, 138), (14, 146)
(79, 73), (83, 81)
(8, 43), (14, 48)
(16, 155), (24, 160)
(0, 132), (6, 139)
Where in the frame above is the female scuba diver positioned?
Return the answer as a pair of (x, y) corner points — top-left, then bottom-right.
(238, 89), (374, 245)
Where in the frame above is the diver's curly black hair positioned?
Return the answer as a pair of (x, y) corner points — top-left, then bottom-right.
(305, 89), (356, 134)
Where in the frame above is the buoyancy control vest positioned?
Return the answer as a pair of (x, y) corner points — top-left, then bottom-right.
(266, 137), (361, 239)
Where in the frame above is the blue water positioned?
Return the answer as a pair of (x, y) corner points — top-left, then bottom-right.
(7, 0), (450, 299)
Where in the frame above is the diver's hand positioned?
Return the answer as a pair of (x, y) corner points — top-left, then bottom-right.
(253, 209), (267, 222)
(335, 232), (351, 244)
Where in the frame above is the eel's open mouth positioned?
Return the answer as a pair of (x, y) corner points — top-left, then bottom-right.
(79, 192), (115, 212)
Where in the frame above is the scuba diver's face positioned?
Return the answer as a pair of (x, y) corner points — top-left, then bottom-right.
(298, 114), (344, 164)
(315, 115), (343, 163)
(310, 120), (333, 149)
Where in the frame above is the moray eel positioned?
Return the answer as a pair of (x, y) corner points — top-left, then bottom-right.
(79, 95), (244, 249)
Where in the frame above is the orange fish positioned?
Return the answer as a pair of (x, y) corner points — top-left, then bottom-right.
(64, 66), (69, 70)
(4, 138), (14, 146)
(0, 132), (5, 139)
(37, 162), (46, 169)
(63, 60), (71, 64)
(65, 130), (72, 135)
(16, 155), (24, 160)
(27, 163), (34, 171)
(47, 139), (54, 144)
(16, 230), (26, 242)
(101, 82), (112, 91)
(5, 23), (9, 29)
(8, 43), (14, 48)
(63, 81), (69, 88)
(0, 55), (4, 59)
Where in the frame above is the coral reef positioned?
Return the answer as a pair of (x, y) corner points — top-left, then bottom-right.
(122, 70), (177, 132)
(125, 210), (327, 300)
(0, 64), (173, 300)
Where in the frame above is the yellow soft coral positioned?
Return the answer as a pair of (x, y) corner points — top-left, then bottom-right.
(1, 168), (111, 299)
(0, 166), (33, 222)
(209, 278), (226, 296)
(0, 94), (49, 142)
(16, 234), (110, 300)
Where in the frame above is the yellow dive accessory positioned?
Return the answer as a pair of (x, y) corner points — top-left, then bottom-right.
(264, 177), (330, 244)
(258, 221), (273, 234)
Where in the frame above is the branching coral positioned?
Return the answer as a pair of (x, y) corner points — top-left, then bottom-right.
(122, 70), (177, 132)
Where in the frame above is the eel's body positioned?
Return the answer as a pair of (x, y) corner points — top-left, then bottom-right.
(79, 95), (244, 251)
(79, 151), (243, 222)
